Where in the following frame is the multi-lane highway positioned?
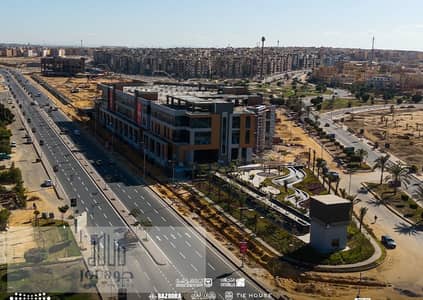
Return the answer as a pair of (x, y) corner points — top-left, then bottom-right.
(2, 68), (274, 300)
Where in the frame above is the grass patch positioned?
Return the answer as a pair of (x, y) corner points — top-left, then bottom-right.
(366, 183), (423, 223)
(288, 222), (374, 265)
(33, 219), (81, 260)
(0, 263), (100, 299)
(294, 168), (328, 196)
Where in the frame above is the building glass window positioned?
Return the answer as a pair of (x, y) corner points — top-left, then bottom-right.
(190, 117), (211, 128)
(232, 116), (240, 128)
(245, 116), (251, 129)
(232, 132), (240, 144)
(194, 132), (211, 145)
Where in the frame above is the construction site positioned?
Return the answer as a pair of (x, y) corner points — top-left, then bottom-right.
(344, 107), (423, 168)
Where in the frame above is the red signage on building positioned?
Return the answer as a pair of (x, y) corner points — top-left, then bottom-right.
(240, 241), (248, 254)
(136, 101), (142, 125)
(108, 87), (114, 111)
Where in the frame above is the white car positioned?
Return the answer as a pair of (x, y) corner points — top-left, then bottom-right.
(42, 179), (53, 187)
(10, 141), (16, 147)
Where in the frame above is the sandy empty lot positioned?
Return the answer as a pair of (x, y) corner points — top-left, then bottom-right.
(345, 108), (423, 168)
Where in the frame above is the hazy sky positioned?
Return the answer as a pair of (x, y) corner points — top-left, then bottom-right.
(2, 0), (423, 50)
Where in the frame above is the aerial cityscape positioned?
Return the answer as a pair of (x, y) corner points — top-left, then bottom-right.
(1, 1), (423, 300)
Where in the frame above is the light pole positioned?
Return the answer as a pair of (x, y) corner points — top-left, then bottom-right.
(168, 160), (175, 185)
(109, 122), (114, 153)
(260, 36), (266, 81)
(348, 169), (353, 195)
(141, 141), (146, 180)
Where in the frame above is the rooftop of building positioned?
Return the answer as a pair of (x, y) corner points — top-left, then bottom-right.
(311, 194), (351, 206)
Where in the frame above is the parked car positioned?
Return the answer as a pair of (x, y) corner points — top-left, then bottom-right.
(31, 127), (36, 133)
(73, 129), (80, 136)
(39, 140), (44, 146)
(324, 123), (330, 127)
(0, 153), (11, 160)
(358, 186), (368, 194)
(381, 235), (396, 249)
(53, 165), (59, 172)
(42, 179), (53, 187)
(10, 141), (16, 148)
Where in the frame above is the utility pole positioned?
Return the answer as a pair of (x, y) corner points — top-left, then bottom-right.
(260, 36), (266, 81)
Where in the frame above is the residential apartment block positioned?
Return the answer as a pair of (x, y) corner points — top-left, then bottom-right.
(93, 47), (320, 79)
(95, 83), (275, 173)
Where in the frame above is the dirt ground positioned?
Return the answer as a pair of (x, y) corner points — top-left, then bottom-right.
(39, 74), (133, 109)
(345, 108), (423, 168)
(266, 108), (338, 170)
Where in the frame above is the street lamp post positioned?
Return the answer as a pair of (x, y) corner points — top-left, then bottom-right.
(168, 160), (175, 185)
(140, 141), (146, 180)
(109, 122), (114, 153)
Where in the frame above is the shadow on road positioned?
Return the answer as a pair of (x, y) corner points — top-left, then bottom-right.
(366, 198), (382, 207)
(393, 222), (423, 236)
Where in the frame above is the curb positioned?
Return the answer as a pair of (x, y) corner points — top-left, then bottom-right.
(362, 182), (415, 226)
(146, 183), (280, 300)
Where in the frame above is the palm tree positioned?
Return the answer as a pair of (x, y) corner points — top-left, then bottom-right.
(339, 188), (348, 198)
(413, 185), (423, 202)
(355, 149), (368, 167)
(373, 154), (391, 185)
(33, 210), (40, 226)
(58, 205), (69, 225)
(129, 208), (142, 219)
(358, 206), (368, 232)
(385, 162), (410, 194)
(316, 158), (326, 178)
(334, 176), (341, 194)
(339, 188), (357, 203)
(140, 218), (153, 241)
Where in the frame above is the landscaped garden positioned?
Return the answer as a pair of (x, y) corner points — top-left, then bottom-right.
(366, 182), (423, 224)
(285, 222), (374, 266)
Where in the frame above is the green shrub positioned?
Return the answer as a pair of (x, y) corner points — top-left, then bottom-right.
(24, 248), (48, 263)
(409, 203), (418, 209)
(401, 194), (410, 201)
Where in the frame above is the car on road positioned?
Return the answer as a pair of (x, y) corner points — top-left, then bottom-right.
(358, 186), (368, 194)
(42, 179), (53, 187)
(39, 140), (44, 146)
(0, 153), (11, 160)
(31, 128), (36, 133)
(381, 235), (396, 249)
(324, 123), (330, 127)
(53, 165), (59, 172)
(10, 141), (16, 148)
(27, 118), (31, 123)
(73, 129), (80, 136)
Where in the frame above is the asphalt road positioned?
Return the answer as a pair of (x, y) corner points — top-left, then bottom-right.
(316, 104), (423, 200)
(1, 68), (273, 300)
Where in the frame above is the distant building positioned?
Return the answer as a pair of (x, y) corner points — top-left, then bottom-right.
(309, 195), (352, 253)
(40, 56), (85, 76)
(247, 105), (275, 152)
